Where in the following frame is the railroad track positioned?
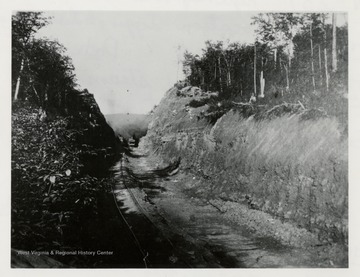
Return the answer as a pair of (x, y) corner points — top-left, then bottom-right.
(110, 155), (149, 268)
(110, 153), (190, 268)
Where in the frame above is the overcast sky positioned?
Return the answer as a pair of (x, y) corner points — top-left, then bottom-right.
(36, 11), (259, 114)
(36, 11), (347, 115)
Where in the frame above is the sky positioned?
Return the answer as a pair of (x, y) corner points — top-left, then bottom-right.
(36, 11), (258, 115)
(36, 11), (348, 115)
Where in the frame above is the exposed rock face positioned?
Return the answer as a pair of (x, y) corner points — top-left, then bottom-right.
(178, 85), (219, 98)
(142, 86), (348, 246)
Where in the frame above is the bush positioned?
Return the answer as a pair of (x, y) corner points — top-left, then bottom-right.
(11, 103), (117, 264)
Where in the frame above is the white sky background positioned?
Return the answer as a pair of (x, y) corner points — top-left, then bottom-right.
(36, 11), (348, 115)
(36, 11), (259, 115)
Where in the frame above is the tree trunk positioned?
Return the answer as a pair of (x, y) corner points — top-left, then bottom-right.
(259, 57), (265, 98)
(274, 48), (277, 69)
(222, 54), (231, 87)
(259, 70), (265, 98)
(214, 63), (216, 79)
(310, 24), (316, 92)
(322, 16), (329, 92)
(211, 63), (217, 87)
(218, 56), (223, 93)
(279, 55), (282, 74)
(332, 13), (337, 72)
(254, 42), (257, 96)
(288, 56), (291, 91)
(284, 63), (289, 92)
(14, 58), (24, 101)
(212, 62), (216, 91)
(324, 47), (329, 92)
(32, 85), (40, 104)
(318, 44), (323, 86)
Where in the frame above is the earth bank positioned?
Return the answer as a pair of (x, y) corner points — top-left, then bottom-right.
(11, 90), (131, 267)
(140, 85), (348, 265)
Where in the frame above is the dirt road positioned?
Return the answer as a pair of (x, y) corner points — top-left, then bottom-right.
(110, 143), (347, 268)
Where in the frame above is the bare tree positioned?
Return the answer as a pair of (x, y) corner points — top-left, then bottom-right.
(12, 12), (50, 101)
(254, 41), (257, 96)
(310, 23), (316, 92)
(318, 44), (323, 86)
(322, 14), (329, 92)
(259, 57), (265, 98)
(332, 13), (338, 72)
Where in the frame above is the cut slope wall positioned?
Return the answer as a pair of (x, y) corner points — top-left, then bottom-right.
(143, 87), (348, 244)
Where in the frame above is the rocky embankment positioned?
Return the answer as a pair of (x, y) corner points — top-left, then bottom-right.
(141, 85), (348, 264)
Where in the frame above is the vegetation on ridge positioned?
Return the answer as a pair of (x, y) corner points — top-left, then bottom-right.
(181, 13), (347, 126)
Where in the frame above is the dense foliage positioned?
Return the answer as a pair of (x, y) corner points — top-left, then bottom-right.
(11, 12), (123, 267)
(12, 12), (78, 114)
(182, 13), (348, 106)
(12, 104), (106, 251)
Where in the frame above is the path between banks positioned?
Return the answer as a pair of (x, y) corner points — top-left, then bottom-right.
(113, 143), (343, 268)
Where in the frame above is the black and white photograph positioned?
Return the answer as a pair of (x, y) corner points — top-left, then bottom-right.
(2, 0), (357, 274)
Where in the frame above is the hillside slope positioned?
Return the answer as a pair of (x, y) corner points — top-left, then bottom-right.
(11, 90), (124, 267)
(142, 86), (348, 258)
